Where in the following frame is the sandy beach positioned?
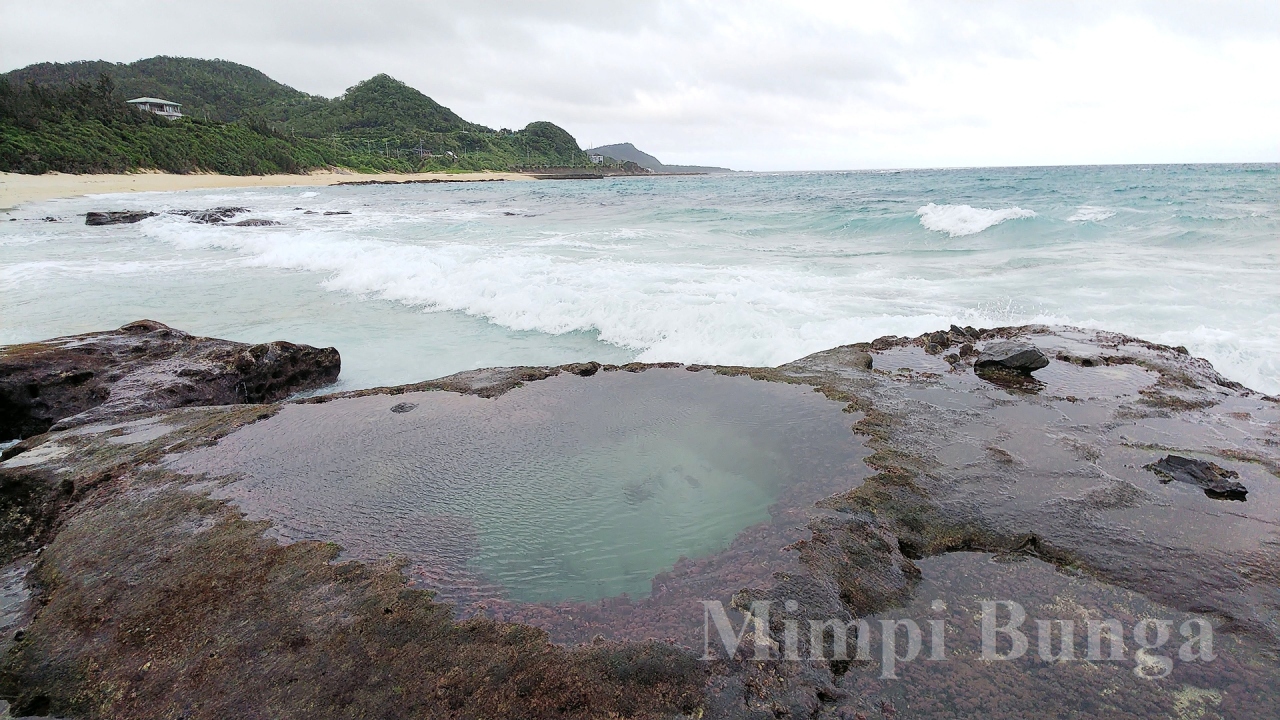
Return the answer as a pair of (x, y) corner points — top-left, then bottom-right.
(0, 169), (533, 210)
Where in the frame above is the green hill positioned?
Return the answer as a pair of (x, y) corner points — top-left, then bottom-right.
(0, 76), (345, 174)
(3, 57), (314, 123)
(284, 74), (483, 137)
(0, 56), (590, 174)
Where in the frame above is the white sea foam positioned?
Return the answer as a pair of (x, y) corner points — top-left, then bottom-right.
(1067, 206), (1116, 223)
(126, 193), (1280, 394)
(7, 168), (1279, 396)
(142, 221), (957, 367)
(916, 203), (1036, 237)
(0, 259), (199, 286)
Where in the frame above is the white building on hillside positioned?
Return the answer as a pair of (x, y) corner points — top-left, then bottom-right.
(126, 97), (183, 120)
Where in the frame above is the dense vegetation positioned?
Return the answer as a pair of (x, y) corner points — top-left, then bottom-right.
(0, 56), (591, 174)
(0, 76), (343, 174)
(5, 57), (315, 124)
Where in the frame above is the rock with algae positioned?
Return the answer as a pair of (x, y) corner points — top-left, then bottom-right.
(0, 320), (340, 441)
(2, 323), (1279, 719)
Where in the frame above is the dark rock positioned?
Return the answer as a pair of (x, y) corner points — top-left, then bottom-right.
(925, 343), (943, 355)
(171, 207), (249, 224)
(870, 335), (904, 351)
(85, 211), (156, 226)
(232, 219), (281, 227)
(847, 351), (873, 370)
(563, 361), (601, 377)
(323, 211), (352, 216)
(1056, 352), (1103, 367)
(1145, 455), (1248, 500)
(974, 340), (1050, 374)
(947, 324), (978, 345)
(958, 342), (975, 357)
(41, 217), (58, 222)
(389, 402), (417, 414)
(0, 320), (340, 441)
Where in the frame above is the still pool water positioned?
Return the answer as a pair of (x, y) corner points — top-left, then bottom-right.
(168, 368), (868, 603)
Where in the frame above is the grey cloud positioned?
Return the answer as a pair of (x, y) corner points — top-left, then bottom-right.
(2, 0), (1276, 169)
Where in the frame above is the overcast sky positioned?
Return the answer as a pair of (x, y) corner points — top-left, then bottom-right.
(3, 0), (1277, 170)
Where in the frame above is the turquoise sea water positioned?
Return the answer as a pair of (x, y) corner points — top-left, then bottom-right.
(2, 164), (1277, 393)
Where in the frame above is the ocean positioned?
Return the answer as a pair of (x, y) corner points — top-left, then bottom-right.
(3, 164), (1278, 394)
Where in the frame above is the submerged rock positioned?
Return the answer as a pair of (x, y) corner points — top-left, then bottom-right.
(0, 320), (340, 441)
(85, 210), (156, 226)
(231, 219), (281, 227)
(974, 340), (1050, 374)
(1145, 454), (1248, 500)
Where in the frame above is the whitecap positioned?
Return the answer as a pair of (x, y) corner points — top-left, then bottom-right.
(916, 203), (1036, 237)
(1067, 206), (1116, 223)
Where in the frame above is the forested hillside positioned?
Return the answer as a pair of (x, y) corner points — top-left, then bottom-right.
(4, 57), (313, 123)
(0, 56), (590, 174)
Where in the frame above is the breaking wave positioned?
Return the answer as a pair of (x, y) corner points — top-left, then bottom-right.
(6, 164), (1278, 394)
(916, 203), (1036, 237)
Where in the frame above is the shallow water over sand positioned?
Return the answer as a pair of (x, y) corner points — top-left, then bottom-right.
(168, 369), (869, 605)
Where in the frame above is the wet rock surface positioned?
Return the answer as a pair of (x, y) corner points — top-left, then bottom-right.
(83, 208), (281, 228)
(0, 320), (340, 441)
(1, 324), (1278, 719)
(170, 206), (248, 224)
(83, 210), (155, 226)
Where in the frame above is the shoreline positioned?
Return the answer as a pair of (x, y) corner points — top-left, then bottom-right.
(0, 169), (534, 209)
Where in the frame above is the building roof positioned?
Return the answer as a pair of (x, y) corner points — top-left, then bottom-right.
(126, 97), (182, 106)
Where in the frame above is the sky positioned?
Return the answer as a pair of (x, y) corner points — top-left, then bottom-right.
(2, 0), (1277, 171)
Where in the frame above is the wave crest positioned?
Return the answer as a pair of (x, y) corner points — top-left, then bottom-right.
(916, 203), (1036, 237)
(1067, 206), (1116, 223)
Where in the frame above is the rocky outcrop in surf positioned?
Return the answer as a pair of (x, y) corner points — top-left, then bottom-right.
(84, 211), (156, 226)
(0, 320), (340, 441)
